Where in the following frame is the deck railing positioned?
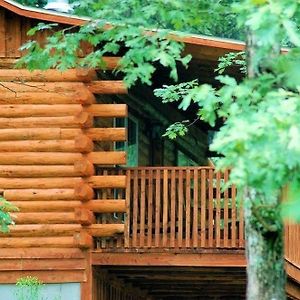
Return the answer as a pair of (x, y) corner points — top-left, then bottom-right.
(95, 167), (245, 252)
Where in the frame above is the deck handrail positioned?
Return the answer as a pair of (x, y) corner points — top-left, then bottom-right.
(95, 166), (245, 251)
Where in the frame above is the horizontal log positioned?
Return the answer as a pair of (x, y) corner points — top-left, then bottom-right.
(75, 208), (95, 226)
(0, 177), (83, 189)
(0, 162), (94, 177)
(0, 224), (81, 237)
(86, 81), (127, 94)
(0, 82), (88, 93)
(73, 231), (93, 249)
(82, 200), (126, 213)
(0, 104), (81, 117)
(101, 57), (121, 70)
(0, 236), (76, 248)
(0, 57), (120, 70)
(0, 104), (126, 118)
(87, 224), (124, 237)
(12, 212), (75, 224)
(0, 113), (93, 128)
(86, 104), (127, 117)
(3, 189), (79, 201)
(0, 128), (81, 141)
(0, 90), (95, 104)
(87, 175), (127, 188)
(0, 137), (93, 152)
(74, 184), (94, 201)
(86, 151), (126, 165)
(85, 128), (126, 141)
(0, 128), (125, 141)
(11, 201), (81, 212)
(0, 69), (97, 82)
(0, 152), (123, 165)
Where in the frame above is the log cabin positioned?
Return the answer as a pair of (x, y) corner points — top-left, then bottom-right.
(0, 0), (299, 299)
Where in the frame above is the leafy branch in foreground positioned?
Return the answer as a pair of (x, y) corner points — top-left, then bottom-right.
(0, 197), (18, 233)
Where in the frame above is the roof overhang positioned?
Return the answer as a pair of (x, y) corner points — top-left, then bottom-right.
(0, 0), (246, 61)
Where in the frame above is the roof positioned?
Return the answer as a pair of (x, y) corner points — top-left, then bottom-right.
(0, 0), (245, 55)
(0, 0), (88, 25)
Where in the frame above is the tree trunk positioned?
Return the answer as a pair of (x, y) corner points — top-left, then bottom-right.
(245, 30), (286, 300)
(244, 189), (286, 300)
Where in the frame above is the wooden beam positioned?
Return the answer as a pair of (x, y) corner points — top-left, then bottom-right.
(86, 104), (127, 117)
(87, 224), (124, 237)
(0, 151), (124, 165)
(87, 175), (126, 188)
(0, 127), (126, 141)
(0, 163), (94, 177)
(86, 81), (127, 94)
(0, 236), (76, 248)
(0, 90), (95, 104)
(0, 138), (93, 153)
(0, 224), (81, 237)
(73, 231), (93, 249)
(82, 200), (126, 213)
(0, 114), (93, 129)
(74, 208), (95, 226)
(0, 177), (83, 189)
(12, 212), (76, 224)
(92, 252), (247, 267)
(10, 201), (81, 212)
(86, 151), (126, 165)
(3, 188), (84, 201)
(0, 69), (97, 82)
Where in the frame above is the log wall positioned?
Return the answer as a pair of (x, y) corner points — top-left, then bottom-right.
(0, 68), (127, 298)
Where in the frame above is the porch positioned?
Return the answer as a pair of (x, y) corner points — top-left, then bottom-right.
(95, 166), (244, 253)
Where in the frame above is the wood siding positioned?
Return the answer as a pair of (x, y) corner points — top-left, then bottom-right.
(0, 67), (127, 300)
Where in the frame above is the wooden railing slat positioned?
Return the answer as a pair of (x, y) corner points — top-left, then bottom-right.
(155, 170), (161, 248)
(208, 169), (214, 248)
(162, 169), (169, 247)
(147, 169), (153, 248)
(231, 185), (237, 248)
(124, 170), (131, 248)
(132, 170), (138, 247)
(139, 169), (146, 248)
(193, 169), (198, 248)
(170, 169), (176, 248)
(178, 169), (183, 248)
(216, 171), (221, 248)
(185, 169), (191, 248)
(200, 169), (206, 248)
(224, 170), (229, 248)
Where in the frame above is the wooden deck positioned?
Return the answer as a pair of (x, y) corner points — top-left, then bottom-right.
(95, 167), (244, 253)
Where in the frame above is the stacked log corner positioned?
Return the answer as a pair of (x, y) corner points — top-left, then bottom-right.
(0, 69), (127, 252)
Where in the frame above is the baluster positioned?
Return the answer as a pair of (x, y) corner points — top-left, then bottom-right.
(178, 169), (183, 248)
(147, 169), (153, 248)
(200, 169), (207, 248)
(170, 168), (176, 248)
(155, 170), (161, 248)
(139, 169), (146, 248)
(193, 169), (199, 248)
(185, 169), (191, 248)
(163, 169), (169, 247)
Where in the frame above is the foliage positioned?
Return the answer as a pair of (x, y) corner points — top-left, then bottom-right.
(16, 0), (46, 8)
(16, 0), (244, 86)
(155, 0), (300, 222)
(0, 197), (18, 233)
(15, 276), (43, 300)
(15, 277), (62, 300)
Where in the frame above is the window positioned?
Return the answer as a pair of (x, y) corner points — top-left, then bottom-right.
(176, 149), (197, 166)
(115, 116), (138, 166)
